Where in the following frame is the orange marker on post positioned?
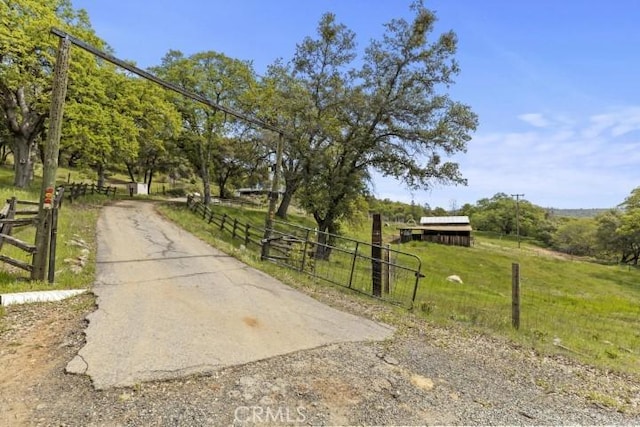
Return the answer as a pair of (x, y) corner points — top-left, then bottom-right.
(43, 187), (55, 209)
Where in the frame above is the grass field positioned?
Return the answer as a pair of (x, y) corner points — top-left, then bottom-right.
(159, 201), (640, 375)
(0, 166), (104, 295)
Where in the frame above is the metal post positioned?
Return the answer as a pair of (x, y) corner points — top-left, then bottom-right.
(300, 229), (311, 272)
(32, 35), (71, 281)
(348, 242), (359, 289)
(372, 213), (382, 297)
(261, 133), (284, 260)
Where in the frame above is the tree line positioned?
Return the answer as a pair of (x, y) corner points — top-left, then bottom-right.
(457, 192), (640, 265)
(1, 0), (477, 248)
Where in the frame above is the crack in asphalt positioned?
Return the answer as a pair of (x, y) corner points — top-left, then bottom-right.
(130, 213), (181, 258)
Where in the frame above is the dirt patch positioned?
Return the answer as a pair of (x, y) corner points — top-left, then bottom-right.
(0, 294), (94, 426)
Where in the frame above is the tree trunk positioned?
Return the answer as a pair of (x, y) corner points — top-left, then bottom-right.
(313, 218), (337, 260)
(125, 163), (136, 182)
(147, 167), (154, 194)
(0, 145), (9, 164)
(96, 163), (106, 188)
(200, 164), (212, 205)
(12, 135), (33, 188)
(218, 175), (228, 199)
(276, 188), (295, 219)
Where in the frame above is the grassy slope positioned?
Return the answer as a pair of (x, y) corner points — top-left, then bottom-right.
(0, 166), (103, 294)
(160, 202), (640, 375)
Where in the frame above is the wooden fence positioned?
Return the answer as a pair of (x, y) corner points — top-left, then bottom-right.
(0, 197), (39, 273)
(0, 188), (65, 281)
(65, 182), (117, 203)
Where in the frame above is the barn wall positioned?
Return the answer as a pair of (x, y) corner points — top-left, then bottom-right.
(422, 232), (471, 247)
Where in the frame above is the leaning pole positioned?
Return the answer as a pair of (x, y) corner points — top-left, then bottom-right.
(32, 35), (71, 280)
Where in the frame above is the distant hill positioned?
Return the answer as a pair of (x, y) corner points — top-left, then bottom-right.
(547, 208), (614, 218)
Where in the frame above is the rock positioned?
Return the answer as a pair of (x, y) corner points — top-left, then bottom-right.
(227, 390), (241, 399)
(410, 374), (435, 391)
(69, 239), (88, 248)
(383, 355), (399, 365)
(446, 275), (463, 284)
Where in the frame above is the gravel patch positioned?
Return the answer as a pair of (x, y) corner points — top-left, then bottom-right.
(1, 285), (638, 426)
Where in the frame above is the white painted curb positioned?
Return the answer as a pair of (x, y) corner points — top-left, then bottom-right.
(0, 289), (88, 306)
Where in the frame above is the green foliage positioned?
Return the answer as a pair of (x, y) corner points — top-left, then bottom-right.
(605, 187), (640, 264)
(0, 0), (104, 187)
(471, 193), (546, 236)
(152, 50), (263, 203)
(367, 197), (433, 223)
(266, 2), (477, 235)
(551, 218), (598, 256)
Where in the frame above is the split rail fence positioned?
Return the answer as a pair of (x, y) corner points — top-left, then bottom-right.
(0, 181), (117, 283)
(0, 188), (64, 282)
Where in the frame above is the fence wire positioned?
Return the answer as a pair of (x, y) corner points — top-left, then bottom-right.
(186, 196), (423, 308)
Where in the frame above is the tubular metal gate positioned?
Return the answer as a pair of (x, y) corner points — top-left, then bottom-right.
(187, 196), (423, 308)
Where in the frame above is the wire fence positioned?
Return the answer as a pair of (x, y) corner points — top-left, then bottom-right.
(186, 195), (423, 308)
(410, 246), (640, 371)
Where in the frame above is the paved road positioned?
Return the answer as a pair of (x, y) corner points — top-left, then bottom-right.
(66, 201), (393, 390)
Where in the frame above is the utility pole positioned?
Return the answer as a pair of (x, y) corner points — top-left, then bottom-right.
(261, 133), (284, 260)
(32, 35), (71, 280)
(511, 193), (525, 248)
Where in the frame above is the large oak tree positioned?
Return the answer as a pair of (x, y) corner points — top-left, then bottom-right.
(267, 2), (478, 257)
(0, 0), (103, 187)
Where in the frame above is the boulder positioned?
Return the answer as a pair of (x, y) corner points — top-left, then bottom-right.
(446, 275), (463, 284)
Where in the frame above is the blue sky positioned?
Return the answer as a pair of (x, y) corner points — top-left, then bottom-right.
(72, 0), (640, 209)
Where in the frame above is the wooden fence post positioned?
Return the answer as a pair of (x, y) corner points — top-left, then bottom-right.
(232, 218), (238, 239)
(32, 35), (71, 281)
(0, 197), (17, 251)
(244, 224), (251, 246)
(348, 241), (359, 289)
(512, 262), (521, 329)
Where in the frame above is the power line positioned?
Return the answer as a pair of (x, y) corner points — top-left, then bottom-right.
(511, 194), (525, 248)
(50, 27), (286, 136)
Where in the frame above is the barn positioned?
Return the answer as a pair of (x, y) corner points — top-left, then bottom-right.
(398, 216), (472, 247)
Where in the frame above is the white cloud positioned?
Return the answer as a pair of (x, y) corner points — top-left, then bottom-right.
(372, 107), (640, 209)
(518, 113), (550, 128)
(583, 106), (640, 138)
